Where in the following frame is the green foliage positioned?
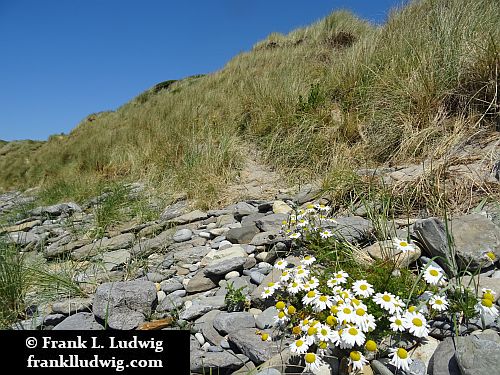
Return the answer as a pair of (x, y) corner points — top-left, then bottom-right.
(224, 281), (248, 312)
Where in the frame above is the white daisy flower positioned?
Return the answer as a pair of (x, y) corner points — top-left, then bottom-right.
(476, 298), (499, 318)
(422, 265), (446, 285)
(290, 338), (309, 355)
(289, 232), (301, 239)
(373, 292), (399, 314)
(349, 351), (368, 372)
(341, 326), (366, 347)
(320, 229), (333, 239)
(301, 255), (316, 266)
(327, 278), (339, 288)
(299, 317), (313, 332)
(351, 279), (374, 298)
(297, 219), (309, 228)
(337, 303), (356, 324)
(389, 315), (406, 332)
(294, 267), (310, 280)
(392, 237), (416, 253)
(392, 295), (405, 314)
(353, 307), (377, 332)
(302, 290), (319, 306)
(304, 352), (323, 374)
(333, 270), (348, 284)
(429, 295), (449, 312)
(304, 326), (319, 345)
(316, 324), (335, 343)
(261, 287), (274, 299)
(404, 312), (429, 338)
(313, 294), (333, 312)
(287, 280), (303, 294)
(280, 270), (291, 282)
(303, 277), (320, 291)
(314, 203), (331, 212)
(266, 281), (281, 293)
(389, 347), (412, 372)
(274, 259), (288, 270)
(274, 310), (288, 325)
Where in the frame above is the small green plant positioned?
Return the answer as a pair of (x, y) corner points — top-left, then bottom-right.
(224, 281), (248, 312)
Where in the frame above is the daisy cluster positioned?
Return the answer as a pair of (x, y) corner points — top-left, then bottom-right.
(282, 203), (336, 240)
(262, 255), (499, 374)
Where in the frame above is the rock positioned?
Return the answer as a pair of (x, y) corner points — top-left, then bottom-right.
(250, 232), (282, 246)
(232, 202), (259, 219)
(455, 332), (500, 375)
(190, 349), (248, 373)
(156, 293), (184, 312)
(45, 238), (92, 258)
(4, 219), (41, 233)
(244, 256), (257, 269)
(370, 360), (395, 375)
(11, 317), (44, 330)
(327, 216), (373, 244)
(71, 233), (135, 260)
(173, 245), (211, 263)
(225, 224), (261, 244)
(216, 214), (238, 227)
(255, 214), (289, 233)
(31, 202), (81, 217)
(255, 306), (278, 329)
(413, 215), (500, 273)
(157, 290), (166, 303)
(194, 310), (225, 346)
(168, 210), (207, 225)
(97, 249), (131, 271)
(42, 313), (66, 326)
(272, 200), (293, 214)
(180, 295), (226, 320)
(365, 240), (421, 268)
(173, 228), (193, 242)
(185, 273), (217, 293)
(53, 312), (104, 330)
(195, 332), (205, 345)
(250, 272), (266, 285)
(228, 328), (280, 365)
(217, 276), (254, 296)
(255, 369), (281, 375)
(51, 297), (92, 314)
(131, 228), (175, 258)
(213, 312), (256, 335)
(429, 337), (461, 375)
(160, 280), (184, 293)
(204, 257), (247, 276)
(294, 184), (321, 204)
(411, 336), (439, 370)
(225, 271), (240, 279)
(93, 280), (157, 330)
(201, 245), (247, 266)
(7, 231), (40, 245)
(160, 200), (188, 221)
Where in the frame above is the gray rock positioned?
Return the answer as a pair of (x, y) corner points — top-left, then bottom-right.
(93, 280), (157, 330)
(213, 312), (256, 335)
(250, 271), (266, 285)
(455, 333), (500, 375)
(43, 313), (66, 326)
(227, 328), (280, 365)
(53, 312), (104, 330)
(160, 280), (184, 293)
(194, 310), (225, 346)
(207, 345), (223, 352)
(255, 306), (278, 329)
(225, 271), (240, 279)
(168, 210), (208, 225)
(31, 202), (81, 217)
(241, 213), (267, 226)
(179, 295), (226, 320)
(250, 232), (282, 246)
(365, 240), (421, 268)
(327, 216), (373, 244)
(220, 339), (230, 349)
(160, 200), (188, 221)
(429, 337), (461, 375)
(7, 231), (40, 246)
(226, 224), (261, 244)
(459, 274), (500, 302)
(45, 238), (92, 258)
(11, 316), (44, 330)
(216, 214), (238, 227)
(201, 245), (247, 266)
(131, 228), (175, 258)
(156, 293), (184, 312)
(143, 272), (166, 283)
(190, 349), (248, 373)
(204, 257), (247, 276)
(413, 215), (500, 273)
(173, 228), (193, 243)
(195, 332), (205, 345)
(217, 276), (254, 296)
(370, 360), (395, 375)
(404, 359), (426, 375)
(173, 245), (211, 263)
(51, 297), (92, 314)
(294, 184), (321, 204)
(185, 273), (217, 293)
(97, 249), (131, 271)
(71, 233), (135, 260)
(255, 214), (289, 233)
(411, 336), (439, 370)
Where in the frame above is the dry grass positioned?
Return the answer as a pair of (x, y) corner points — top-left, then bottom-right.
(0, 0), (498, 209)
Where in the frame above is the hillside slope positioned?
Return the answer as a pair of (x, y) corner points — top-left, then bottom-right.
(1, 0), (498, 209)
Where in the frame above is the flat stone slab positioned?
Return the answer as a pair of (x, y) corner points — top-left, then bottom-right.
(204, 257), (247, 276)
(53, 312), (104, 330)
(213, 312), (256, 335)
(179, 295), (226, 321)
(228, 328), (281, 365)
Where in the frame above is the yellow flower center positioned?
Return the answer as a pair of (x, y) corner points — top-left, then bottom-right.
(319, 295), (328, 302)
(395, 319), (402, 325)
(486, 252), (496, 261)
(276, 301), (285, 310)
(303, 319), (309, 325)
(365, 340), (377, 352)
(348, 327), (358, 336)
(435, 299), (443, 305)
(326, 315), (337, 326)
(307, 327), (317, 336)
(356, 308), (366, 316)
(307, 291), (316, 298)
(343, 307), (351, 314)
(331, 305), (339, 314)
(268, 282), (275, 288)
(397, 348), (408, 359)
(352, 299), (360, 305)
(304, 256), (311, 260)
(278, 311), (286, 319)
(282, 271), (288, 276)
(382, 295), (391, 302)
(412, 318), (423, 327)
(483, 292), (494, 301)
(350, 351), (361, 361)
(292, 282), (298, 287)
(298, 270), (304, 275)
(429, 269), (439, 277)
(296, 339), (304, 347)
(482, 298), (493, 308)
(400, 241), (408, 247)
(319, 341), (328, 349)
(321, 329), (328, 336)
(288, 305), (296, 314)
(305, 353), (316, 364)
(408, 306), (417, 312)
(292, 326), (301, 335)
(360, 284), (368, 291)
(261, 333), (269, 341)
(336, 274), (343, 279)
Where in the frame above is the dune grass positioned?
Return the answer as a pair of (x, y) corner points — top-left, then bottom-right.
(0, 0), (498, 209)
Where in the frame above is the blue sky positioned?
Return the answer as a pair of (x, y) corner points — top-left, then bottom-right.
(0, 0), (404, 141)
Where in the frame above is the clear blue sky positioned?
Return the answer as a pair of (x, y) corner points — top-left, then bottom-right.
(0, 0), (404, 141)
